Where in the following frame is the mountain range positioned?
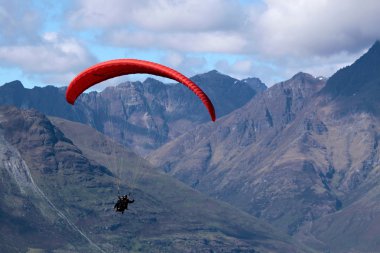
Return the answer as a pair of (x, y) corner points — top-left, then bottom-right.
(0, 40), (379, 252)
(148, 41), (380, 252)
(0, 71), (266, 155)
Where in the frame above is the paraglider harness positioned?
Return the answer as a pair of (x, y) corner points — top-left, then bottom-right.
(114, 193), (134, 214)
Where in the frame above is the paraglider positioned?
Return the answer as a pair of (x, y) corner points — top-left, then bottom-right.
(65, 59), (216, 213)
(114, 195), (134, 214)
(66, 59), (216, 121)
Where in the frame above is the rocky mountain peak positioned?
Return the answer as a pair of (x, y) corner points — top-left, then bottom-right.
(241, 77), (267, 93)
(290, 72), (316, 82)
(283, 73), (327, 92)
(192, 69), (236, 83)
(272, 72), (325, 98)
(369, 39), (380, 54)
(142, 77), (167, 94)
(204, 69), (222, 75)
(322, 41), (380, 97)
(1, 80), (24, 90)
(353, 40), (380, 68)
(143, 77), (163, 85)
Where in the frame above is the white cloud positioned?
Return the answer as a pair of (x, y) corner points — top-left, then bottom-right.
(216, 59), (254, 78)
(161, 52), (207, 77)
(283, 50), (366, 79)
(42, 32), (59, 42)
(69, 0), (247, 53)
(240, 0), (380, 84)
(105, 30), (248, 53)
(69, 0), (380, 57)
(0, 1), (41, 44)
(164, 52), (184, 67)
(0, 33), (96, 84)
(253, 0), (380, 57)
(0, 1), (97, 85)
(68, 0), (243, 32)
(2, 0), (380, 87)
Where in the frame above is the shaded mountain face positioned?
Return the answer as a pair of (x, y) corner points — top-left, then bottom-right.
(0, 71), (265, 155)
(0, 106), (310, 253)
(322, 41), (380, 97)
(320, 40), (380, 116)
(148, 42), (380, 252)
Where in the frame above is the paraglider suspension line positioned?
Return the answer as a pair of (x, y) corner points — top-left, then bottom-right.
(116, 178), (121, 196)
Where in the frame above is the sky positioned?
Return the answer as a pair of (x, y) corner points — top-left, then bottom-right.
(0, 0), (379, 89)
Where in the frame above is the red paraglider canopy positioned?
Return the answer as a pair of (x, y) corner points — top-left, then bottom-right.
(66, 59), (216, 121)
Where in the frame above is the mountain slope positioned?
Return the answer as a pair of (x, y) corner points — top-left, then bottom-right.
(0, 106), (111, 253)
(320, 40), (380, 117)
(51, 115), (313, 253)
(148, 72), (328, 232)
(0, 71), (265, 155)
(0, 106), (311, 253)
(294, 40), (380, 252)
(148, 41), (380, 252)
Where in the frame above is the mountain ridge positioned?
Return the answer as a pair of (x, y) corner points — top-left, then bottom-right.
(0, 71), (266, 155)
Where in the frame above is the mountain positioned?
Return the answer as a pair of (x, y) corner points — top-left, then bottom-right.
(320, 40), (380, 116)
(148, 72), (328, 231)
(148, 41), (380, 253)
(0, 106), (112, 253)
(0, 71), (266, 155)
(295, 40), (380, 252)
(242, 77), (267, 93)
(0, 106), (311, 253)
(322, 41), (380, 97)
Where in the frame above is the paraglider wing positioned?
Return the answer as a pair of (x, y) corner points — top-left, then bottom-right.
(66, 59), (216, 121)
